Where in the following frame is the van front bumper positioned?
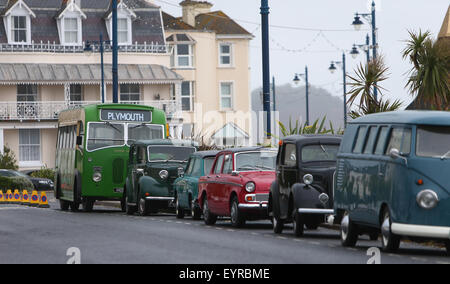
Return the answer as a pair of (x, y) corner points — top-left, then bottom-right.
(392, 223), (450, 239)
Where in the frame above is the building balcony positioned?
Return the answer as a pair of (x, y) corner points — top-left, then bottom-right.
(0, 42), (173, 54)
(0, 100), (180, 121)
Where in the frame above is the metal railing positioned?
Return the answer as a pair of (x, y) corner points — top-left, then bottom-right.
(0, 100), (180, 121)
(0, 42), (173, 54)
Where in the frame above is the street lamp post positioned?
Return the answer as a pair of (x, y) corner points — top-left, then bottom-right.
(84, 34), (111, 104)
(350, 34), (371, 64)
(261, 0), (271, 140)
(328, 53), (347, 127)
(293, 66), (310, 126)
(112, 0), (119, 104)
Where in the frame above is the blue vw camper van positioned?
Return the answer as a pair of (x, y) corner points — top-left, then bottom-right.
(334, 111), (450, 254)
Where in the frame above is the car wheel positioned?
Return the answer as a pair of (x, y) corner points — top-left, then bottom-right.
(369, 232), (379, 241)
(125, 195), (137, 215)
(341, 212), (358, 247)
(69, 202), (80, 212)
(138, 198), (150, 216)
(82, 198), (94, 212)
(59, 199), (70, 211)
(203, 197), (217, 225)
(176, 196), (185, 219)
(381, 209), (400, 252)
(272, 216), (284, 234)
(230, 197), (245, 228)
(293, 212), (305, 237)
(191, 200), (202, 220)
(305, 216), (320, 230)
(445, 241), (450, 256)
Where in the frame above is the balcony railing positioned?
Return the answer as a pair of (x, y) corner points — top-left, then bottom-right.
(0, 42), (173, 54)
(0, 101), (180, 121)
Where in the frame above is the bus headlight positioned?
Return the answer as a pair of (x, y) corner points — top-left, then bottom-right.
(93, 172), (102, 183)
(159, 170), (169, 180)
(303, 174), (314, 185)
(417, 190), (439, 209)
(245, 182), (256, 193)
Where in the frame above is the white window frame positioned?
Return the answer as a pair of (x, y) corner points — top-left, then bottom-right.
(105, 2), (135, 46)
(62, 17), (81, 46)
(18, 129), (41, 167)
(181, 81), (194, 112)
(172, 44), (194, 69)
(56, 1), (86, 46)
(119, 84), (141, 103)
(3, 0), (35, 45)
(218, 43), (233, 67)
(219, 81), (234, 111)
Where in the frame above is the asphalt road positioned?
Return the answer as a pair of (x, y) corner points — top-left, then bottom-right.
(0, 196), (449, 264)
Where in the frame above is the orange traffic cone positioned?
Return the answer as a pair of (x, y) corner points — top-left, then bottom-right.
(30, 190), (39, 207)
(21, 190), (30, 206)
(12, 190), (21, 204)
(5, 189), (12, 204)
(0, 190), (5, 204)
(38, 192), (50, 208)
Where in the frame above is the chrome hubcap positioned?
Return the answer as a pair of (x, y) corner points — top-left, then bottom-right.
(203, 200), (208, 218)
(139, 199), (145, 213)
(382, 214), (391, 245)
(341, 214), (350, 241)
(231, 203), (237, 223)
(273, 217), (277, 229)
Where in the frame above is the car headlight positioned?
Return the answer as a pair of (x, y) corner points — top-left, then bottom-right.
(303, 174), (314, 185)
(159, 170), (169, 180)
(38, 180), (49, 184)
(245, 182), (256, 193)
(93, 172), (102, 183)
(417, 190), (439, 209)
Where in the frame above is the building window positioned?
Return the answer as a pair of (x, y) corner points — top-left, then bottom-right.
(17, 85), (37, 102)
(117, 18), (129, 44)
(12, 16), (27, 43)
(120, 84), (140, 102)
(220, 82), (233, 110)
(19, 129), (40, 162)
(181, 81), (194, 111)
(64, 18), (79, 45)
(173, 44), (193, 68)
(219, 43), (232, 66)
(70, 85), (82, 102)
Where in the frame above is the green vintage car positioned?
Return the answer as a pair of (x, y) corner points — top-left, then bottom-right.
(174, 151), (219, 219)
(124, 139), (197, 216)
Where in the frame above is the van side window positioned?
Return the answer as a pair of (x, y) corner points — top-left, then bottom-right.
(374, 127), (389, 155)
(386, 128), (412, 155)
(282, 144), (297, 167)
(353, 126), (367, 154)
(363, 126), (378, 154)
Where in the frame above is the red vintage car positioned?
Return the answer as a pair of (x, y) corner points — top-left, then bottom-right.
(198, 147), (277, 227)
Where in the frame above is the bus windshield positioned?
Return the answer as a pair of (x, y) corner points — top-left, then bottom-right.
(417, 126), (450, 158)
(148, 146), (196, 162)
(87, 122), (125, 151)
(128, 124), (164, 143)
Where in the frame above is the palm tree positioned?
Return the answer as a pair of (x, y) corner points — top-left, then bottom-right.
(346, 56), (402, 118)
(403, 30), (450, 110)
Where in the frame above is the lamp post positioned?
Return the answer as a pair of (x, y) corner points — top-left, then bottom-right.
(112, 0), (118, 104)
(261, 0), (271, 140)
(84, 34), (111, 104)
(350, 34), (371, 63)
(293, 66), (310, 126)
(328, 53), (347, 127)
(352, 0), (378, 100)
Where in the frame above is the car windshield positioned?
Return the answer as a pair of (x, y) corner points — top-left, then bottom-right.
(127, 124), (164, 144)
(0, 170), (27, 178)
(417, 126), (450, 158)
(301, 144), (339, 162)
(204, 157), (216, 174)
(235, 151), (277, 171)
(148, 146), (196, 162)
(87, 122), (125, 151)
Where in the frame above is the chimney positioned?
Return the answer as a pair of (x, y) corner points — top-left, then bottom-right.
(180, 0), (213, 27)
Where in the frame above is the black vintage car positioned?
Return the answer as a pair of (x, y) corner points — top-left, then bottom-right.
(269, 135), (342, 237)
(124, 139), (197, 216)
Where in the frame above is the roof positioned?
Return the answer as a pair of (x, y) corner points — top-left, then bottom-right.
(133, 139), (199, 147)
(282, 135), (342, 144)
(162, 10), (251, 36)
(350, 111), (450, 126)
(219, 147), (277, 154)
(0, 63), (183, 85)
(0, 0), (165, 45)
(191, 150), (219, 158)
(212, 123), (249, 139)
(438, 5), (450, 40)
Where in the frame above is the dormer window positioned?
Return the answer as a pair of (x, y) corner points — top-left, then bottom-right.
(63, 18), (79, 44)
(2, 0), (35, 44)
(105, 2), (136, 46)
(56, 0), (86, 46)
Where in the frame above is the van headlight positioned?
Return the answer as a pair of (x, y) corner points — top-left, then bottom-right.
(245, 182), (256, 193)
(417, 190), (439, 209)
(93, 172), (102, 183)
(303, 174), (314, 185)
(159, 170), (169, 180)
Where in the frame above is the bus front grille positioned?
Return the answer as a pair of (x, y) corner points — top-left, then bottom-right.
(112, 158), (125, 184)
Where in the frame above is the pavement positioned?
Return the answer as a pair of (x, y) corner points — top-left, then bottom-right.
(0, 192), (449, 264)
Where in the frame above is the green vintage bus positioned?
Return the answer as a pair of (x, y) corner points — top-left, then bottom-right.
(55, 104), (168, 212)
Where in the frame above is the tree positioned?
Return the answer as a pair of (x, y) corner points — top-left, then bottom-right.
(347, 56), (402, 119)
(0, 146), (18, 170)
(403, 30), (450, 110)
(277, 116), (343, 138)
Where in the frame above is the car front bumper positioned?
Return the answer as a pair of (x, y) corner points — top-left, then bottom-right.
(145, 196), (174, 202)
(391, 223), (450, 240)
(298, 208), (334, 215)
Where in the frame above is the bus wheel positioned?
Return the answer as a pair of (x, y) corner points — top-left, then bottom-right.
(138, 198), (150, 216)
(70, 202), (80, 212)
(125, 195), (137, 215)
(120, 198), (126, 213)
(60, 200), (70, 211)
(82, 198), (95, 212)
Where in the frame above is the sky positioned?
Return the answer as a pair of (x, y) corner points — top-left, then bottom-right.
(156, 0), (449, 109)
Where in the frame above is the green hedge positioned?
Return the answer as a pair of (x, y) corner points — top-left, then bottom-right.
(30, 167), (55, 182)
(0, 176), (34, 192)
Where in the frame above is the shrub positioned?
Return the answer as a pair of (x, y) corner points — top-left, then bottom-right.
(30, 166), (55, 182)
(0, 176), (34, 191)
(0, 146), (18, 170)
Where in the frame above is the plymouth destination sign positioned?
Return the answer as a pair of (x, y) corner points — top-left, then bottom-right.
(101, 109), (152, 122)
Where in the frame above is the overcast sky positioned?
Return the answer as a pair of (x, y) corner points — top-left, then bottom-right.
(157, 0), (449, 108)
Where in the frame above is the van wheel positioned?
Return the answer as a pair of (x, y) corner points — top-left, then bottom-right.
(82, 198), (95, 212)
(230, 197), (245, 228)
(59, 200), (70, 211)
(203, 197), (217, 225)
(341, 212), (358, 247)
(293, 212), (305, 237)
(445, 241), (450, 256)
(272, 217), (284, 234)
(125, 195), (136, 215)
(381, 209), (400, 252)
(176, 197), (185, 219)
